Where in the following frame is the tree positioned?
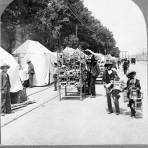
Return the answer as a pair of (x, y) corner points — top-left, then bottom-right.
(1, 0), (118, 55)
(110, 47), (120, 57)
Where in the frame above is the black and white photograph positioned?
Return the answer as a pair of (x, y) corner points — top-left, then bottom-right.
(0, 0), (148, 145)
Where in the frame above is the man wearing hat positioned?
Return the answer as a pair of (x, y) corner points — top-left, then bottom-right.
(1, 63), (11, 114)
(89, 55), (100, 97)
(103, 60), (120, 114)
(126, 71), (141, 117)
(123, 58), (129, 74)
(27, 60), (35, 88)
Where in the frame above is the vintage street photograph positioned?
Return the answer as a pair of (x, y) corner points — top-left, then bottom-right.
(0, 0), (148, 145)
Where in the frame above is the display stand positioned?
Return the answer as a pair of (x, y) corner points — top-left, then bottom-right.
(57, 49), (83, 101)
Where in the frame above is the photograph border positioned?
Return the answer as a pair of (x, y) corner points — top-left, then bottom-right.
(0, 0), (148, 148)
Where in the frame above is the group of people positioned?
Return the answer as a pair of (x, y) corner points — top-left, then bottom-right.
(1, 60), (35, 115)
(103, 58), (141, 117)
(81, 55), (100, 97)
(1, 54), (142, 118)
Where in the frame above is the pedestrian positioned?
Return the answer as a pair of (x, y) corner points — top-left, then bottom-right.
(123, 58), (129, 74)
(125, 71), (141, 117)
(89, 55), (100, 98)
(117, 59), (121, 69)
(103, 60), (120, 115)
(53, 62), (58, 91)
(1, 63), (11, 115)
(27, 60), (35, 88)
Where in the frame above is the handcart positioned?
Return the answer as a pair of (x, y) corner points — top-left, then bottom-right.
(57, 50), (83, 101)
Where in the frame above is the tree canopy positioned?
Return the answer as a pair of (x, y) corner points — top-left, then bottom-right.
(1, 0), (120, 57)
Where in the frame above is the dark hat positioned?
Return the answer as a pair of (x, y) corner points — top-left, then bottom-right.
(126, 71), (136, 78)
(0, 63), (10, 69)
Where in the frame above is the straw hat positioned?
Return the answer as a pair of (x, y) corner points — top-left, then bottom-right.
(0, 63), (10, 69)
(126, 71), (136, 78)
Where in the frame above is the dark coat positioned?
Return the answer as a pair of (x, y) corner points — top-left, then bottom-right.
(90, 63), (100, 78)
(126, 78), (141, 98)
(1, 71), (11, 92)
(102, 69), (118, 84)
(126, 78), (141, 90)
(123, 61), (129, 68)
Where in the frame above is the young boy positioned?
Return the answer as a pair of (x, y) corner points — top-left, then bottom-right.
(126, 71), (141, 117)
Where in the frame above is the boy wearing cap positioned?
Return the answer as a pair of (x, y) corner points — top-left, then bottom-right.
(1, 64), (11, 114)
(126, 71), (141, 117)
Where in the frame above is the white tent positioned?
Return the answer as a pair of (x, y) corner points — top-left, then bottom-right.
(63, 47), (75, 53)
(13, 40), (56, 86)
(0, 47), (23, 92)
(74, 48), (88, 59)
(105, 54), (117, 62)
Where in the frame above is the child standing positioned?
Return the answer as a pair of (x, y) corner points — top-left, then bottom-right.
(126, 71), (141, 117)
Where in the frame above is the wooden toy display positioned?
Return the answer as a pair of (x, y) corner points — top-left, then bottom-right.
(57, 51), (83, 101)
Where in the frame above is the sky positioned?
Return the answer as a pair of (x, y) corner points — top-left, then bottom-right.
(83, 0), (147, 56)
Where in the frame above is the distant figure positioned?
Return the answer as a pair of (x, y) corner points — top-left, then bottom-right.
(27, 60), (35, 88)
(117, 59), (121, 69)
(1, 63), (11, 115)
(53, 63), (58, 91)
(123, 58), (129, 74)
(131, 58), (136, 64)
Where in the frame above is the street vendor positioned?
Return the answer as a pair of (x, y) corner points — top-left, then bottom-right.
(1, 63), (11, 115)
(102, 60), (120, 115)
(125, 71), (141, 117)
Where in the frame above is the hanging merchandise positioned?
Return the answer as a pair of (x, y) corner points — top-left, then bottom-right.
(57, 47), (83, 101)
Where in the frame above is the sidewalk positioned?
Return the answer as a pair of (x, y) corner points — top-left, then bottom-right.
(1, 63), (146, 127)
(1, 84), (59, 127)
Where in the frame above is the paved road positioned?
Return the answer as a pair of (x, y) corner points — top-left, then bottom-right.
(1, 62), (148, 145)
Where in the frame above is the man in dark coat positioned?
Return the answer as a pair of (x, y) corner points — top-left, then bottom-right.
(89, 55), (100, 98)
(103, 61), (120, 114)
(126, 71), (141, 117)
(1, 63), (11, 114)
(123, 58), (129, 74)
(27, 60), (35, 88)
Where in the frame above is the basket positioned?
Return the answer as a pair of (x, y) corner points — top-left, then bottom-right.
(123, 90), (129, 102)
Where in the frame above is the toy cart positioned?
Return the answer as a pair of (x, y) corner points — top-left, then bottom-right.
(57, 50), (83, 101)
(130, 89), (143, 111)
(123, 89), (143, 111)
